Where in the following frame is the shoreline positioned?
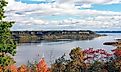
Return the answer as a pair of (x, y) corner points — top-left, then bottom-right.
(12, 30), (106, 43)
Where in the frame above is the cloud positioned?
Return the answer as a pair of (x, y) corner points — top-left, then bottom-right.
(56, 0), (121, 4)
(107, 0), (121, 4)
(80, 4), (92, 8)
(77, 0), (113, 4)
(5, 0), (121, 31)
(56, 0), (121, 9)
(56, 0), (75, 4)
(6, 0), (121, 16)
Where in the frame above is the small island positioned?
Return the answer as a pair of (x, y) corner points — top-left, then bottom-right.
(104, 39), (121, 46)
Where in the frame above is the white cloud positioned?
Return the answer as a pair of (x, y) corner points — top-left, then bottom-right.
(56, 0), (75, 4)
(80, 4), (92, 8)
(107, 0), (121, 4)
(56, 0), (121, 9)
(56, 0), (121, 4)
(77, 0), (113, 4)
(5, 0), (121, 30)
(31, 0), (45, 1)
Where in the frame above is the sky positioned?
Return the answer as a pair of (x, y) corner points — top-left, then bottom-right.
(5, 0), (121, 31)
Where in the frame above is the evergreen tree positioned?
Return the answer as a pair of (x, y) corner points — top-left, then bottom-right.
(0, 0), (16, 66)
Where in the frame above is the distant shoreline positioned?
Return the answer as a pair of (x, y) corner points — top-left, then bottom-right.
(12, 30), (106, 43)
(96, 31), (121, 33)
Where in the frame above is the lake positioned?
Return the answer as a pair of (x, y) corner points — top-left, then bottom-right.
(14, 33), (121, 66)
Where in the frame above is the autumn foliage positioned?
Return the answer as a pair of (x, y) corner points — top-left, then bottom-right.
(0, 58), (50, 72)
(0, 47), (121, 72)
(37, 58), (50, 72)
(51, 47), (121, 72)
(84, 48), (113, 63)
(112, 48), (121, 57)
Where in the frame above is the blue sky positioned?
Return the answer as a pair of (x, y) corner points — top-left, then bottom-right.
(5, 0), (121, 31)
(91, 4), (121, 12)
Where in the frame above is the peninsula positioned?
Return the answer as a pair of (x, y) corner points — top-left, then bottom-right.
(12, 30), (105, 43)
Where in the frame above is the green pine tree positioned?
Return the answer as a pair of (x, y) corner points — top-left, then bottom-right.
(0, 0), (16, 67)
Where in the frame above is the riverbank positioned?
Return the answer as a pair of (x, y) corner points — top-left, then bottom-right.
(12, 30), (106, 43)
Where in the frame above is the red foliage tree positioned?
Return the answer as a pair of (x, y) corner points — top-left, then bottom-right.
(112, 49), (121, 57)
(18, 64), (28, 72)
(8, 65), (18, 72)
(83, 48), (113, 63)
(37, 58), (50, 72)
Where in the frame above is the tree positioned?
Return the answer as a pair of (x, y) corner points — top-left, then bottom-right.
(66, 47), (86, 72)
(0, 0), (16, 67)
(51, 48), (86, 72)
(51, 54), (67, 72)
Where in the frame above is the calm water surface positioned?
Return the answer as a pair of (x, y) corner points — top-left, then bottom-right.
(14, 33), (121, 66)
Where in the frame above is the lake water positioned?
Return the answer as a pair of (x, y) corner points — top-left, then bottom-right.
(14, 33), (121, 66)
